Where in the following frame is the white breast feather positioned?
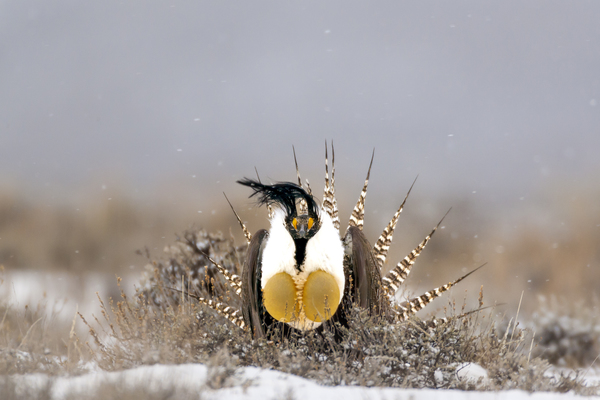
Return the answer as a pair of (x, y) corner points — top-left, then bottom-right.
(260, 209), (345, 298)
(261, 209), (296, 289)
(303, 212), (345, 296)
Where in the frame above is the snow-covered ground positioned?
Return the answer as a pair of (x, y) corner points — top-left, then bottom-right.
(7, 363), (600, 400)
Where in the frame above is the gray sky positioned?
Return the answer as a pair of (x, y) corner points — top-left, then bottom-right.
(1, 1), (599, 211)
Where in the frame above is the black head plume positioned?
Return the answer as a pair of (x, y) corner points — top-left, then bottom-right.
(237, 178), (319, 218)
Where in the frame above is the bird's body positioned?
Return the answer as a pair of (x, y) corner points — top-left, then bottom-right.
(261, 209), (345, 330)
(193, 143), (483, 340)
(236, 179), (349, 337)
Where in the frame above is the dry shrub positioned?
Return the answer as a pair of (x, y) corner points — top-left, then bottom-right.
(78, 228), (598, 395)
(532, 295), (600, 368)
(0, 268), (84, 375)
(138, 228), (246, 309)
(78, 274), (250, 371)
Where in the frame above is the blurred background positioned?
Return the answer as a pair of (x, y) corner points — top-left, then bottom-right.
(1, 1), (599, 315)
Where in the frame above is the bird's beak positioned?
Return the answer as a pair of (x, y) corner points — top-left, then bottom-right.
(298, 223), (307, 238)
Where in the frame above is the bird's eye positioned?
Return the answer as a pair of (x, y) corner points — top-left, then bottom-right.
(292, 218), (298, 230)
(307, 217), (314, 230)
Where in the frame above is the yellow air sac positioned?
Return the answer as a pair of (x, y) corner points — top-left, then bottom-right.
(263, 272), (299, 322)
(303, 271), (341, 322)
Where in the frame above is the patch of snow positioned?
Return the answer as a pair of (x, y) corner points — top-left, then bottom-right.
(546, 366), (600, 387)
(434, 369), (444, 384)
(7, 364), (600, 400)
(455, 362), (489, 383)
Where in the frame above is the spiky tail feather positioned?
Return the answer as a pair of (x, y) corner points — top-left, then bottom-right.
(382, 208), (451, 298)
(292, 146), (309, 213)
(167, 287), (245, 330)
(304, 179), (312, 196)
(347, 149), (374, 232)
(393, 263), (486, 321)
(199, 250), (243, 296)
(329, 142), (339, 230)
(293, 145), (303, 189)
(322, 141), (340, 230)
(421, 305), (497, 330)
(223, 193), (252, 244)
(373, 177), (418, 268)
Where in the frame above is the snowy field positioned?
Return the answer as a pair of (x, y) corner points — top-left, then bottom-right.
(6, 363), (600, 400)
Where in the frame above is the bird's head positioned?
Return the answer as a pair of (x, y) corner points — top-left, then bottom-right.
(237, 178), (321, 239)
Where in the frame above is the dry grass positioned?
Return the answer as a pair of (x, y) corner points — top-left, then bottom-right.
(0, 276), (85, 376)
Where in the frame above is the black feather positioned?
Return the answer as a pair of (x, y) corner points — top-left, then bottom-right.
(237, 178), (319, 218)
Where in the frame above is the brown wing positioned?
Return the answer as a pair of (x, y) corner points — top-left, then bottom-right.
(241, 229), (269, 339)
(341, 226), (389, 318)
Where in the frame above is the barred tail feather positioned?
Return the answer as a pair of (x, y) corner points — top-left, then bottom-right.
(292, 146), (309, 214)
(373, 177), (418, 268)
(347, 149), (375, 231)
(305, 179), (312, 196)
(223, 193), (252, 244)
(382, 259), (413, 301)
(293, 145), (303, 188)
(201, 251), (243, 296)
(382, 208), (451, 297)
(322, 141), (340, 230)
(197, 297), (246, 329)
(330, 142), (339, 230)
(421, 305), (496, 330)
(394, 263), (486, 321)
(167, 287), (245, 329)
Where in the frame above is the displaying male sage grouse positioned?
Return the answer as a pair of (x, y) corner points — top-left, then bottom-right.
(194, 143), (482, 339)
